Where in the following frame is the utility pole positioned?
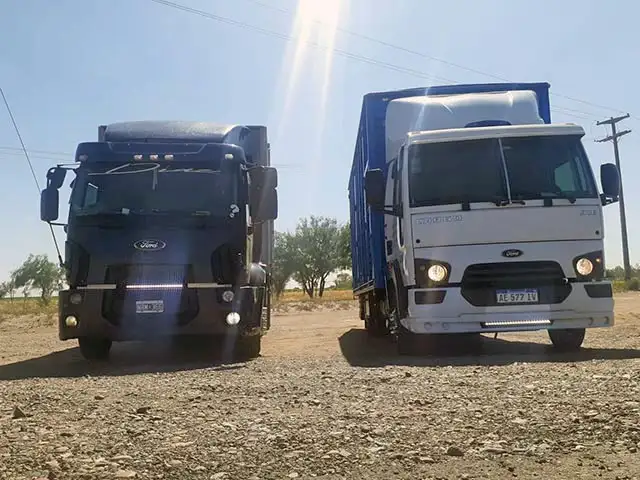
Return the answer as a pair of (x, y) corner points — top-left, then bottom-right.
(596, 114), (632, 280)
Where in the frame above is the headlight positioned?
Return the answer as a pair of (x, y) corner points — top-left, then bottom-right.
(427, 264), (448, 282)
(575, 257), (594, 276)
(226, 312), (241, 326)
(69, 292), (83, 305)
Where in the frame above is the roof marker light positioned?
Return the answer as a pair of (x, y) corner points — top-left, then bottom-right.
(225, 153), (234, 160)
(164, 154), (174, 160)
(149, 154), (159, 161)
(133, 154), (143, 161)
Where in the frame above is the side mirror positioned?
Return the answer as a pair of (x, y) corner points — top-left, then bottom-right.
(250, 166), (278, 222)
(250, 166), (278, 190)
(46, 167), (67, 189)
(600, 163), (620, 202)
(365, 169), (385, 210)
(40, 187), (60, 222)
(251, 188), (278, 222)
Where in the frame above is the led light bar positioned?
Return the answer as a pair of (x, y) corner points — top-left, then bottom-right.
(126, 284), (183, 290)
(482, 319), (552, 328)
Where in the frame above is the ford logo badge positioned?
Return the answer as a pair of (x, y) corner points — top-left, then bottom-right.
(502, 248), (523, 258)
(133, 239), (166, 251)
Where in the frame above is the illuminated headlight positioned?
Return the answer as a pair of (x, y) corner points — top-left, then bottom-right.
(222, 290), (235, 303)
(427, 264), (448, 282)
(69, 292), (83, 305)
(575, 257), (594, 276)
(65, 315), (78, 327)
(226, 312), (241, 326)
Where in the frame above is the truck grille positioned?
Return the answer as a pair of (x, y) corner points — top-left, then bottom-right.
(101, 264), (198, 325)
(211, 244), (243, 285)
(460, 261), (571, 307)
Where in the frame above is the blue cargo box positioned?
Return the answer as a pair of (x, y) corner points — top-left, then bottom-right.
(348, 82), (551, 294)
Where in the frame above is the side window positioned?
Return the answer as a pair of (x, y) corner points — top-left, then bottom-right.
(554, 161), (577, 191)
(385, 159), (396, 207)
(395, 147), (405, 246)
(83, 183), (99, 208)
(393, 148), (404, 207)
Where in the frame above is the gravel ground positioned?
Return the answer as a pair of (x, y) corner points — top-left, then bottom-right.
(1, 294), (640, 480)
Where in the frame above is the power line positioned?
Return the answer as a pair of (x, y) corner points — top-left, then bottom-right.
(149, 0), (457, 85)
(596, 114), (633, 280)
(0, 145), (302, 170)
(0, 88), (63, 267)
(241, 0), (627, 117)
(0, 145), (71, 157)
(155, 0), (630, 121)
(150, 1), (590, 120)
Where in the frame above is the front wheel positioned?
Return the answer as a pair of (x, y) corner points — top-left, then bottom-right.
(78, 337), (112, 360)
(548, 328), (585, 352)
(234, 335), (261, 360)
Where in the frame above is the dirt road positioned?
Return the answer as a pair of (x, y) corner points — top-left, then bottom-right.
(1, 295), (640, 480)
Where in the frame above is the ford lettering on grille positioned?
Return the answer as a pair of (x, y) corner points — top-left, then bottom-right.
(133, 239), (166, 251)
(502, 248), (523, 258)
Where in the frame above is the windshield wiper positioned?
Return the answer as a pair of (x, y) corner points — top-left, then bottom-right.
(512, 192), (577, 204)
(144, 209), (213, 216)
(76, 209), (139, 217)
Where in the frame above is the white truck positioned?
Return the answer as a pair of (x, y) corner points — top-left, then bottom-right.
(348, 82), (621, 354)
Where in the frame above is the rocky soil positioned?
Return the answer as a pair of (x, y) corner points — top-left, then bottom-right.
(1, 294), (640, 480)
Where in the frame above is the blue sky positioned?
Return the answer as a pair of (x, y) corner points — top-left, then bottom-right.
(1, 0), (638, 280)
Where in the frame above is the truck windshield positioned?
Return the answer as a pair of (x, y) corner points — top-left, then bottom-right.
(408, 134), (598, 208)
(70, 162), (239, 217)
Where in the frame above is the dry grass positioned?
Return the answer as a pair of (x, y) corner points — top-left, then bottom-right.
(0, 297), (58, 320)
(0, 290), (355, 322)
(275, 289), (354, 304)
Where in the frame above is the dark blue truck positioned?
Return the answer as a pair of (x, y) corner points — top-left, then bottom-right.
(40, 121), (278, 360)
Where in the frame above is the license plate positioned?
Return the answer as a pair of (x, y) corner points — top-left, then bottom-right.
(496, 289), (539, 304)
(136, 300), (164, 314)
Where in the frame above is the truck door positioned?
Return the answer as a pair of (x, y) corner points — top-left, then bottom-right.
(383, 159), (396, 260)
(386, 146), (405, 268)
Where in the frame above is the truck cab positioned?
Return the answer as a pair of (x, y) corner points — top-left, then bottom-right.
(351, 83), (621, 354)
(40, 121), (278, 360)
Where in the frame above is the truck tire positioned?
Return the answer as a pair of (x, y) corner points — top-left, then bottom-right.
(78, 337), (112, 360)
(234, 335), (261, 360)
(548, 328), (586, 352)
(365, 314), (389, 337)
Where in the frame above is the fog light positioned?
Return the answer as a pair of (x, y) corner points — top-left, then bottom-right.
(69, 292), (82, 305)
(576, 257), (594, 276)
(226, 312), (241, 326)
(427, 264), (448, 282)
(65, 315), (78, 327)
(222, 290), (234, 303)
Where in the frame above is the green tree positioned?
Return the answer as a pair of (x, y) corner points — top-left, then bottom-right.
(334, 272), (352, 290)
(271, 232), (296, 298)
(287, 216), (349, 298)
(11, 254), (64, 304)
(0, 280), (14, 299)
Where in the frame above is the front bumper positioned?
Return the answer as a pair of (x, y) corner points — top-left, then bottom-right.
(402, 281), (614, 334)
(58, 285), (266, 341)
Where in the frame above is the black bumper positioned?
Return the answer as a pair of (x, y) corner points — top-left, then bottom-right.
(58, 286), (266, 341)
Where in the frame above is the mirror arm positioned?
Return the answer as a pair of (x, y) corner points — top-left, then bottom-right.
(371, 205), (402, 217)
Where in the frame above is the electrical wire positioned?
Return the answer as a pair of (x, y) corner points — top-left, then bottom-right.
(149, 0), (632, 122)
(242, 0), (630, 117)
(0, 87), (64, 267)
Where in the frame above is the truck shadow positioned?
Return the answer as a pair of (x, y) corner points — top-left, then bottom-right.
(338, 328), (640, 367)
(0, 339), (250, 380)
